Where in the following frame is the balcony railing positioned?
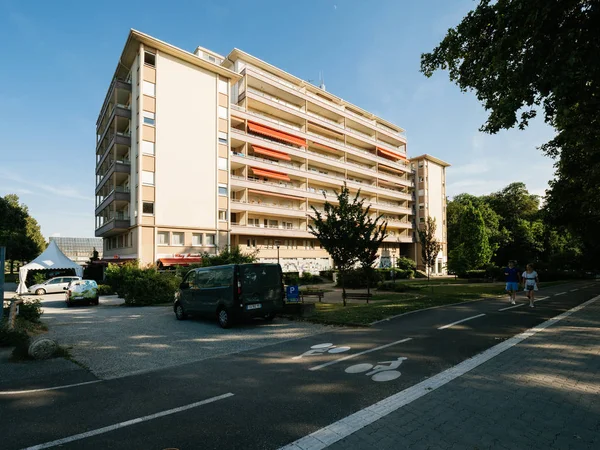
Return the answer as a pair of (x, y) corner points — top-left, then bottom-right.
(231, 198), (305, 211)
(234, 153), (302, 170)
(247, 87), (303, 111)
(232, 222), (307, 231)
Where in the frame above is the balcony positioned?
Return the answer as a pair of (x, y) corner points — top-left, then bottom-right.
(230, 199), (306, 218)
(95, 185), (131, 215)
(231, 222), (311, 238)
(96, 161), (131, 193)
(97, 78), (132, 129)
(95, 211), (131, 237)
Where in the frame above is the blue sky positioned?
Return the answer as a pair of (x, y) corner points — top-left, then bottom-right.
(0, 0), (556, 239)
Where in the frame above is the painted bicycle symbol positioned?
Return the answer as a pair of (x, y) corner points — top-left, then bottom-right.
(292, 343), (352, 360)
(345, 356), (407, 382)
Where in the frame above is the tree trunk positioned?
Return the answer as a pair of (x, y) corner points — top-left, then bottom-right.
(340, 271), (347, 307)
(9, 260), (14, 274)
(366, 276), (370, 304)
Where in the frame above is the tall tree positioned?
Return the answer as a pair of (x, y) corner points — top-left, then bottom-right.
(356, 213), (388, 300)
(421, 0), (600, 268)
(417, 217), (442, 280)
(448, 202), (492, 274)
(309, 183), (374, 306)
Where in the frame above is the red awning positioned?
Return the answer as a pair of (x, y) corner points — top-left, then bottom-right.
(252, 145), (291, 161)
(377, 147), (407, 160)
(250, 167), (291, 181)
(247, 121), (306, 147)
(158, 257), (202, 267)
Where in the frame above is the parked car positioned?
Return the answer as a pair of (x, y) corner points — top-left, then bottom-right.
(65, 279), (99, 307)
(28, 276), (82, 295)
(174, 263), (285, 328)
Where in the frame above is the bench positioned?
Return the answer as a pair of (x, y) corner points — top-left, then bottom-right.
(300, 290), (325, 303)
(343, 292), (373, 303)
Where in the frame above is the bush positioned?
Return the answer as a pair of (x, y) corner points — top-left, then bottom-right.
(377, 282), (422, 293)
(97, 284), (114, 296)
(18, 299), (42, 323)
(0, 324), (29, 348)
(33, 272), (46, 285)
(464, 270), (487, 279)
(396, 257), (417, 271)
(105, 262), (181, 306)
(377, 269), (414, 281)
(337, 269), (384, 289)
(300, 272), (323, 285)
(283, 272), (300, 286)
(319, 270), (335, 280)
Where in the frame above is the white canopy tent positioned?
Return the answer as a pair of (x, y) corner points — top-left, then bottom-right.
(17, 241), (84, 294)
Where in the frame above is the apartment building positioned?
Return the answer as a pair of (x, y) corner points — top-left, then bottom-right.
(95, 30), (448, 274)
(411, 155), (450, 275)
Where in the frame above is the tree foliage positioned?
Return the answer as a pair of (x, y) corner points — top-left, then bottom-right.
(356, 210), (388, 298)
(309, 183), (387, 305)
(421, 0), (600, 269)
(0, 195), (46, 272)
(417, 217), (442, 280)
(447, 203), (492, 275)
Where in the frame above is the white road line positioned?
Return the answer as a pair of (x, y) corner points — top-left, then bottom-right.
(22, 393), (234, 450)
(279, 296), (600, 450)
(571, 289), (579, 292)
(534, 296), (549, 303)
(498, 304), (525, 312)
(309, 338), (412, 371)
(555, 292), (567, 296)
(0, 380), (102, 396)
(437, 314), (486, 330)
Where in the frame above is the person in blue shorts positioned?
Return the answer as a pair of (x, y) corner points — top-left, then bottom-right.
(504, 260), (521, 305)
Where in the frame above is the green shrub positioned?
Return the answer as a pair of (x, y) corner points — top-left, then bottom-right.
(0, 324), (29, 348)
(284, 272), (300, 286)
(97, 284), (114, 296)
(300, 272), (323, 285)
(396, 257), (417, 271)
(105, 262), (181, 306)
(376, 269), (414, 281)
(33, 272), (46, 285)
(337, 269), (384, 289)
(319, 270), (335, 280)
(377, 282), (422, 293)
(18, 299), (42, 323)
(464, 270), (487, 279)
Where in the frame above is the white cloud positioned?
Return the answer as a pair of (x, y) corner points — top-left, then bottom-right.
(0, 169), (92, 201)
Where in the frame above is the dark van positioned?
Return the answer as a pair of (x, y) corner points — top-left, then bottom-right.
(174, 263), (285, 328)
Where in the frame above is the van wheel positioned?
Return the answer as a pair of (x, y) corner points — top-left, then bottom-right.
(66, 301), (73, 308)
(36, 288), (46, 295)
(175, 303), (186, 320)
(264, 313), (276, 321)
(217, 308), (231, 329)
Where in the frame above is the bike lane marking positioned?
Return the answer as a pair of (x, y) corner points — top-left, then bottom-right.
(498, 303), (525, 312)
(309, 338), (412, 371)
(280, 295), (600, 450)
(437, 313), (486, 330)
(0, 380), (102, 396)
(22, 393), (234, 450)
(555, 292), (567, 296)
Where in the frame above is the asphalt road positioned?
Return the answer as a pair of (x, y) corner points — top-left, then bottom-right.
(1, 281), (598, 450)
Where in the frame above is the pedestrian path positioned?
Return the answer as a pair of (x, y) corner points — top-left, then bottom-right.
(321, 297), (600, 449)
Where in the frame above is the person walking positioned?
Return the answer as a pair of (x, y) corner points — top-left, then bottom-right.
(504, 260), (520, 305)
(522, 264), (539, 307)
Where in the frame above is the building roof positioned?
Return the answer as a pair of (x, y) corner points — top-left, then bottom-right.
(409, 154), (451, 167)
(223, 48), (406, 136)
(111, 29), (241, 84)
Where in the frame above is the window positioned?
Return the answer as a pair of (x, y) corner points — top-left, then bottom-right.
(218, 106), (227, 119)
(143, 202), (154, 215)
(143, 81), (156, 97)
(218, 183), (227, 196)
(218, 131), (228, 145)
(218, 210), (228, 221)
(218, 157), (228, 171)
(419, 205), (424, 210)
(192, 233), (203, 246)
(142, 141), (155, 155)
(172, 232), (184, 246)
(247, 239), (257, 248)
(248, 218), (259, 227)
(142, 171), (155, 186)
(218, 79), (228, 94)
(143, 111), (155, 126)
(157, 231), (169, 245)
(205, 234), (215, 246)
(419, 177), (424, 183)
(144, 52), (156, 67)
(419, 218), (425, 223)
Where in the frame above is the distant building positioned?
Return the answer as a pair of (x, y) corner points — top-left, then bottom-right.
(49, 237), (103, 265)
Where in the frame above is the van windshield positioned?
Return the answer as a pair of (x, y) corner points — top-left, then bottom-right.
(239, 265), (282, 301)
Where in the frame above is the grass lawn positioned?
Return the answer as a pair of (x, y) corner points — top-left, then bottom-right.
(303, 280), (572, 326)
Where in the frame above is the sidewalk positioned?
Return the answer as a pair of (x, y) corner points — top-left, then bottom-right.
(326, 298), (600, 449)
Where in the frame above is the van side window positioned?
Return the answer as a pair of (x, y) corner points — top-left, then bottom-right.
(212, 268), (233, 287)
(195, 271), (211, 288)
(184, 271), (197, 288)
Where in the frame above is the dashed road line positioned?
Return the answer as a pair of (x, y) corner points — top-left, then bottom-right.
(279, 296), (600, 450)
(555, 292), (567, 296)
(438, 314), (486, 330)
(22, 393), (235, 450)
(498, 303), (525, 312)
(309, 338), (412, 371)
(571, 289), (579, 292)
(534, 296), (549, 303)
(0, 380), (102, 396)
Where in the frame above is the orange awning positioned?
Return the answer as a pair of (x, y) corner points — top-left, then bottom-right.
(252, 145), (291, 161)
(247, 122), (306, 147)
(377, 147), (407, 160)
(158, 257), (202, 267)
(248, 189), (303, 200)
(251, 167), (291, 181)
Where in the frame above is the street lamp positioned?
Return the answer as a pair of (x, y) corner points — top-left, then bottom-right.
(390, 248), (397, 285)
(275, 240), (281, 265)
